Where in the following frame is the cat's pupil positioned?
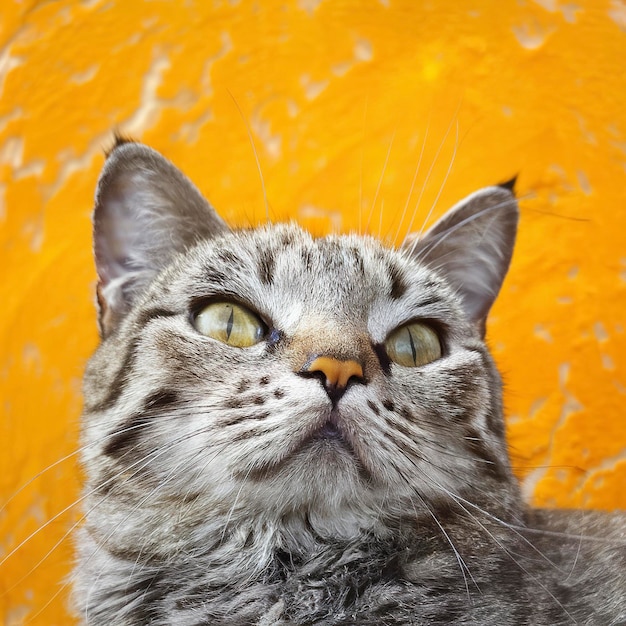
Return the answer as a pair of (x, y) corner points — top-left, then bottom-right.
(407, 327), (417, 363)
(226, 307), (234, 340)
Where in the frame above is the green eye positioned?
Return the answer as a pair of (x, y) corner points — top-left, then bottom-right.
(385, 322), (442, 367)
(194, 302), (265, 347)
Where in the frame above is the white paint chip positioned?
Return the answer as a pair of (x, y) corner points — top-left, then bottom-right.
(512, 21), (556, 50)
(532, 0), (581, 23)
(354, 38), (373, 62)
(70, 64), (99, 84)
(250, 114), (282, 159)
(601, 354), (615, 370)
(0, 48), (24, 98)
(576, 169), (592, 194)
(593, 321), (609, 342)
(534, 324), (553, 343)
(298, 0), (322, 15)
(608, 0), (626, 31)
(0, 136), (24, 169)
(298, 204), (342, 232)
(120, 54), (171, 136)
(300, 74), (329, 100)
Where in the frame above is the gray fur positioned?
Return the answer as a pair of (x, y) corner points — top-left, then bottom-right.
(74, 141), (626, 625)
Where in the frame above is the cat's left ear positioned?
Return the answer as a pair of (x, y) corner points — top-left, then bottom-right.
(93, 140), (229, 337)
(402, 185), (518, 336)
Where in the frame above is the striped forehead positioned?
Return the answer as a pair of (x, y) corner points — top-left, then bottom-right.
(178, 224), (449, 323)
(245, 226), (410, 304)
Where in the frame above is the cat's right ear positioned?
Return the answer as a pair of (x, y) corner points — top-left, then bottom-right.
(93, 140), (229, 338)
(401, 185), (518, 337)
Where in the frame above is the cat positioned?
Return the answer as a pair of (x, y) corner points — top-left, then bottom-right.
(73, 138), (626, 625)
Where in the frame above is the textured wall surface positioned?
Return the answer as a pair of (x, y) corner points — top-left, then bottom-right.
(1, 0), (625, 623)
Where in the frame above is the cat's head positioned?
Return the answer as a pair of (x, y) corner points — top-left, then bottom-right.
(82, 140), (519, 546)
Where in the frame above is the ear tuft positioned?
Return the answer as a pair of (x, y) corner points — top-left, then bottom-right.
(105, 132), (136, 157)
(402, 186), (519, 335)
(93, 142), (229, 337)
(497, 175), (518, 193)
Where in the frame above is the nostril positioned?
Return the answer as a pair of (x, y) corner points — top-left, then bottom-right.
(300, 368), (328, 387)
(298, 355), (365, 401)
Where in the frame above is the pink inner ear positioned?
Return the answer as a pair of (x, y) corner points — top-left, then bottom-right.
(96, 283), (116, 338)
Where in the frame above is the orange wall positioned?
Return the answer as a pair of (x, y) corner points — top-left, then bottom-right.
(1, 1), (625, 623)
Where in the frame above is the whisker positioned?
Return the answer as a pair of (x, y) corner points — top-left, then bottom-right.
(0, 420), (158, 517)
(0, 411), (218, 571)
(388, 427), (581, 623)
(2, 398), (217, 518)
(391, 116), (430, 246)
(24, 427), (231, 624)
(380, 414), (575, 571)
(364, 130), (396, 235)
(408, 193), (530, 261)
(226, 88), (270, 224)
(358, 96), (370, 236)
(436, 487), (578, 624)
(404, 476), (478, 598)
(220, 463), (255, 547)
(401, 99), (462, 244)
(415, 119), (459, 241)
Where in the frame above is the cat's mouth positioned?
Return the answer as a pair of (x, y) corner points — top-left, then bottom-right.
(313, 416), (344, 441)
(305, 412), (364, 460)
(299, 413), (374, 485)
(245, 409), (365, 483)
(309, 408), (360, 446)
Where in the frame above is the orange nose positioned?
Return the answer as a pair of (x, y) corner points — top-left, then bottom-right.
(303, 356), (364, 390)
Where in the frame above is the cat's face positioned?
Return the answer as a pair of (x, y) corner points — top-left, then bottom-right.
(81, 140), (519, 548)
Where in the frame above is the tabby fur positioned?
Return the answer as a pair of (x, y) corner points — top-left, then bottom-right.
(73, 140), (626, 625)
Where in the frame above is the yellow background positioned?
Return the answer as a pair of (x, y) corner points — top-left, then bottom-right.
(1, 1), (625, 623)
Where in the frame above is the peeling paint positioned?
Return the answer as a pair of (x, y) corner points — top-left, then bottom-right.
(250, 113), (282, 159)
(512, 20), (556, 49)
(594, 321), (609, 342)
(300, 73), (329, 100)
(534, 324), (553, 343)
(532, 0), (581, 23)
(608, 0), (626, 31)
(0, 108), (22, 134)
(602, 354), (615, 371)
(298, 0), (323, 15)
(70, 64), (99, 84)
(200, 32), (233, 97)
(14, 159), (46, 180)
(354, 38), (373, 62)
(0, 136), (24, 169)
(575, 169), (591, 194)
(120, 54), (171, 137)
(0, 49), (24, 98)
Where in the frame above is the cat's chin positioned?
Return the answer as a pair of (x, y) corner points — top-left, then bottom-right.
(230, 428), (372, 518)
